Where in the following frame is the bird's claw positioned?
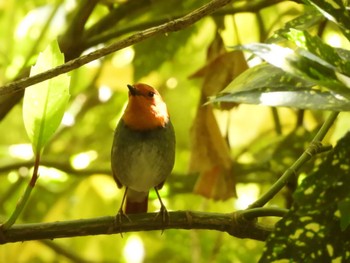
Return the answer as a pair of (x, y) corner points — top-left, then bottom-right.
(115, 208), (131, 237)
(153, 205), (169, 234)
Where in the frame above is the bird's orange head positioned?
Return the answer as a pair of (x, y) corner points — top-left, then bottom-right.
(122, 83), (169, 131)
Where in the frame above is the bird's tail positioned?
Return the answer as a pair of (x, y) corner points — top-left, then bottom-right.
(125, 189), (148, 214)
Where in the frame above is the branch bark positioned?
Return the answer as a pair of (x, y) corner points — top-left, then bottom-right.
(0, 0), (232, 96)
(0, 211), (273, 244)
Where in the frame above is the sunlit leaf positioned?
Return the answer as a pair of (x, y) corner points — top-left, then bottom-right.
(268, 9), (324, 43)
(260, 132), (350, 262)
(304, 0), (350, 40)
(285, 29), (350, 75)
(212, 62), (350, 110)
(213, 87), (350, 111)
(23, 40), (70, 154)
(219, 63), (313, 93)
(234, 43), (350, 99)
(336, 47), (350, 62)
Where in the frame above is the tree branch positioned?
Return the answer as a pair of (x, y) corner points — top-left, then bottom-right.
(86, 0), (290, 49)
(0, 0), (232, 96)
(240, 207), (288, 220)
(83, 0), (152, 40)
(0, 211), (274, 244)
(59, 0), (100, 61)
(249, 112), (338, 208)
(0, 159), (275, 189)
(40, 240), (88, 263)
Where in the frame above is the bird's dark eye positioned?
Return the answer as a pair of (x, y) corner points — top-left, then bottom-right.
(147, 91), (155, 98)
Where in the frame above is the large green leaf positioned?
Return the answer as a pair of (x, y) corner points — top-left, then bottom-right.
(260, 132), (350, 262)
(217, 63), (313, 92)
(235, 43), (350, 99)
(284, 29), (350, 76)
(268, 9), (325, 43)
(211, 63), (350, 111)
(23, 40), (70, 154)
(213, 87), (350, 111)
(304, 0), (350, 40)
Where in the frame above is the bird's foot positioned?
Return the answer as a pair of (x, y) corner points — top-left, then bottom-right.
(153, 204), (169, 234)
(114, 208), (131, 237)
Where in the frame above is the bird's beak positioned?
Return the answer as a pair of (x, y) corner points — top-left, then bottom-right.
(127, 84), (138, 96)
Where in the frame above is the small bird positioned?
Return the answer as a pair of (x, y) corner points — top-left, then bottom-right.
(111, 83), (175, 217)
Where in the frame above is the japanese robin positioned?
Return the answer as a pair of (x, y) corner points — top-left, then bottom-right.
(111, 83), (175, 216)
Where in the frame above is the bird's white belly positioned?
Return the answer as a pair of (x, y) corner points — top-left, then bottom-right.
(126, 144), (164, 192)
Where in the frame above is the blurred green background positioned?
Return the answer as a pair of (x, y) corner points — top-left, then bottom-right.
(1, 0), (350, 262)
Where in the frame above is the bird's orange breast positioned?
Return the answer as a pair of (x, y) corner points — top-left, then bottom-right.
(122, 94), (169, 131)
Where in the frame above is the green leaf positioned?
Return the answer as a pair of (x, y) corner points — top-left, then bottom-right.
(338, 198), (350, 231)
(218, 63), (313, 92)
(23, 40), (70, 154)
(214, 87), (350, 111)
(235, 43), (350, 99)
(260, 132), (350, 262)
(268, 9), (325, 43)
(211, 63), (350, 111)
(304, 0), (350, 40)
(285, 29), (350, 76)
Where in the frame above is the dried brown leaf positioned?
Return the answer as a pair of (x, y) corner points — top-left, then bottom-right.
(189, 105), (236, 200)
(188, 33), (248, 200)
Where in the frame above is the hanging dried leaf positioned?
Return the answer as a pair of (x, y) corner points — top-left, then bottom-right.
(190, 105), (235, 200)
(190, 50), (248, 109)
(189, 33), (248, 200)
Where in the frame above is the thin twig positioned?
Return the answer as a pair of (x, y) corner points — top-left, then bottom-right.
(1, 153), (41, 229)
(0, 0), (232, 96)
(271, 107), (282, 135)
(249, 112), (339, 208)
(40, 240), (89, 263)
(241, 207), (289, 220)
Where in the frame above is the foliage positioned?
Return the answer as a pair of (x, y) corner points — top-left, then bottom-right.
(0, 0), (350, 262)
(211, 0), (350, 261)
(260, 132), (350, 262)
(213, 3), (350, 108)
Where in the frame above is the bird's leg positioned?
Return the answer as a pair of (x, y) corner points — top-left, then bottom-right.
(153, 187), (169, 227)
(115, 187), (131, 236)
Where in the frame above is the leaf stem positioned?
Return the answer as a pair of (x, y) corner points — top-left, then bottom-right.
(249, 111), (339, 208)
(1, 153), (41, 229)
(271, 107), (282, 135)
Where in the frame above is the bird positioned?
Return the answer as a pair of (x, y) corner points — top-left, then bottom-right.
(111, 83), (175, 218)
